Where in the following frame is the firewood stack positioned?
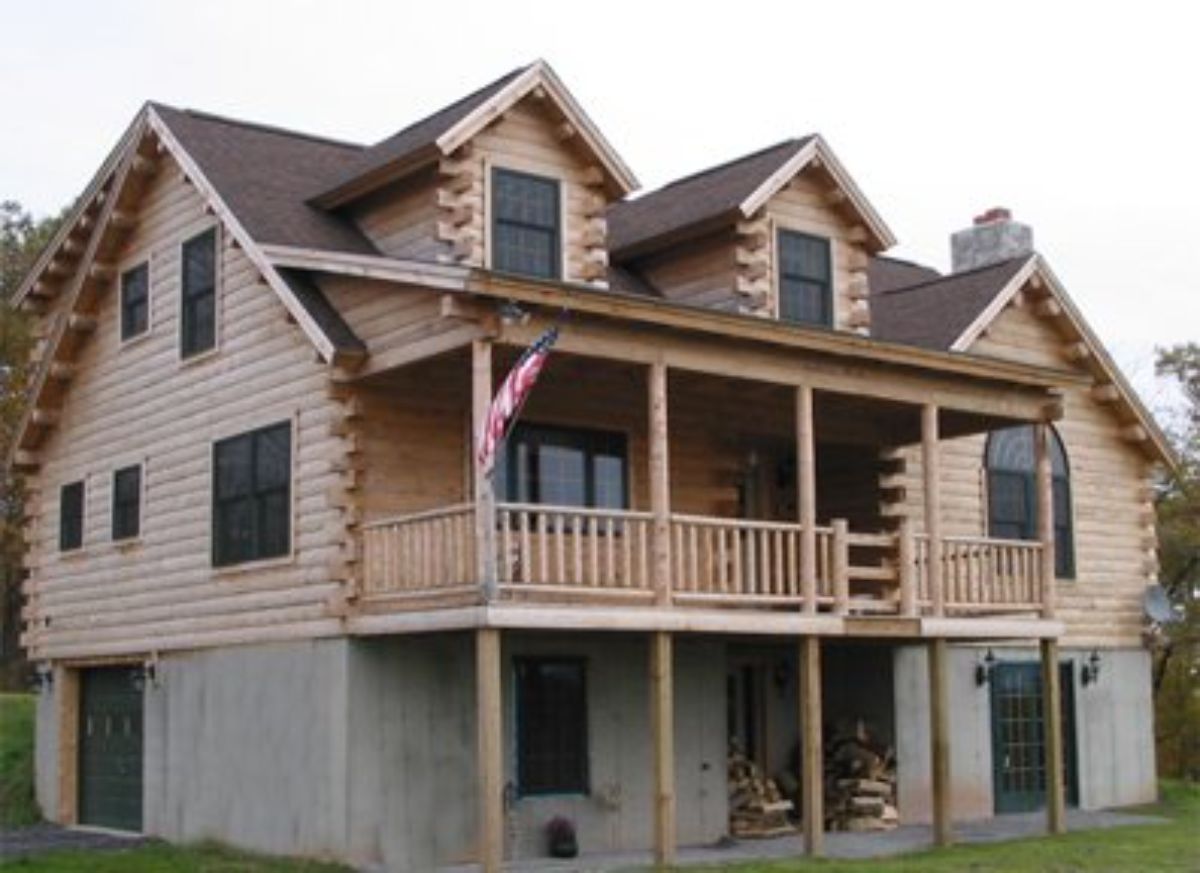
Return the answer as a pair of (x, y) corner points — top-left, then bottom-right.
(727, 743), (796, 838)
(824, 720), (899, 832)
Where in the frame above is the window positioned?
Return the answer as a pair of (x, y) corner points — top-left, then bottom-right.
(120, 262), (149, 340)
(60, 480), (84, 552)
(181, 228), (217, 357)
(491, 168), (560, 279)
(212, 422), (291, 566)
(778, 230), (832, 326)
(112, 465), (142, 541)
(516, 658), (588, 794)
(986, 425), (1075, 578)
(496, 424), (627, 509)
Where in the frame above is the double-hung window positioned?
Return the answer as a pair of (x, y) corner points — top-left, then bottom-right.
(778, 230), (833, 326)
(491, 168), (560, 279)
(213, 422), (291, 566)
(112, 465), (142, 541)
(181, 228), (217, 357)
(120, 262), (149, 341)
(60, 481), (84, 552)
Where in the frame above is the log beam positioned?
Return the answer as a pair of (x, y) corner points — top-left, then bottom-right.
(650, 631), (676, 867)
(929, 638), (952, 846)
(649, 360), (671, 606)
(1041, 638), (1066, 834)
(797, 385), (817, 613)
(476, 628), (503, 873)
(472, 340), (497, 600)
(800, 636), (824, 856)
(1035, 423), (1056, 618)
(922, 404), (944, 616)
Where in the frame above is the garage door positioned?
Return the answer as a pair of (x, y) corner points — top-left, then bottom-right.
(78, 666), (143, 831)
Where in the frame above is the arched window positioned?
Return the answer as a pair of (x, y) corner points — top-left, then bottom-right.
(985, 426), (1075, 578)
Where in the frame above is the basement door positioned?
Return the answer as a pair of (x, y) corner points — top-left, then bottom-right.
(990, 661), (1078, 814)
(78, 666), (144, 831)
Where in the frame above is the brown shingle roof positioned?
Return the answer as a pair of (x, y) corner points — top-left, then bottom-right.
(311, 66), (528, 206)
(607, 138), (814, 258)
(870, 256), (1030, 350)
(152, 104), (376, 255)
(868, 255), (941, 294)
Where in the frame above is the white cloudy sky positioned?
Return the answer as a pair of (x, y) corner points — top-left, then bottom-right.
(3, 0), (1196, 410)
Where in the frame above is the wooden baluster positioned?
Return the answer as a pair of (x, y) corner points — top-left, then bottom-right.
(537, 513), (548, 583)
(786, 529), (798, 597)
(702, 527), (713, 593)
(555, 514), (567, 584)
(732, 529), (744, 595)
(517, 511), (530, 586)
(588, 516), (599, 586)
(499, 511), (512, 585)
(604, 516), (615, 587)
(717, 529), (728, 593)
(639, 520), (650, 590)
(572, 514), (584, 585)
(622, 518), (632, 588)
(689, 525), (699, 594)
(773, 530), (784, 597)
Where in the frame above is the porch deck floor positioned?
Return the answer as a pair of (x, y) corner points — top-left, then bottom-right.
(438, 808), (1165, 872)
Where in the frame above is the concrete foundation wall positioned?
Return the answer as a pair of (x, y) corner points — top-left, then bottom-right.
(894, 644), (1156, 825)
(137, 639), (350, 857)
(34, 681), (59, 819)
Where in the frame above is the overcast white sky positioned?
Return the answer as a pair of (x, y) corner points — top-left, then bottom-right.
(3, 0), (1196, 409)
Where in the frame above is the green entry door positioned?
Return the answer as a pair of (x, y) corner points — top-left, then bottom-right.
(990, 661), (1078, 814)
(79, 666), (144, 831)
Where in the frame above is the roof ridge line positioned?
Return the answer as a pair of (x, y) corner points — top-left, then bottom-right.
(878, 255), (1031, 296)
(152, 102), (366, 151)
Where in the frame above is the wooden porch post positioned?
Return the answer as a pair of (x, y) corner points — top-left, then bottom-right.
(796, 385), (818, 613)
(650, 631), (676, 867)
(928, 637), (952, 846)
(649, 360), (671, 606)
(1034, 423), (1057, 619)
(1041, 638), (1067, 834)
(799, 636), (824, 856)
(55, 665), (79, 825)
(476, 628), (503, 873)
(472, 340), (498, 600)
(921, 404), (944, 616)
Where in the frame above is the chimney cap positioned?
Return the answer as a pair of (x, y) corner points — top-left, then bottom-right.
(974, 207), (1012, 226)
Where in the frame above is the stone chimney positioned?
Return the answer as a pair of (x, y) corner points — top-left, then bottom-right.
(950, 207), (1033, 272)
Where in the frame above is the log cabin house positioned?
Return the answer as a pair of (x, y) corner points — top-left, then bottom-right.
(8, 60), (1174, 871)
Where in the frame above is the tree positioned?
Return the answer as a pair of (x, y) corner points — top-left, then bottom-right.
(1, 201), (65, 688)
(1152, 342), (1200, 780)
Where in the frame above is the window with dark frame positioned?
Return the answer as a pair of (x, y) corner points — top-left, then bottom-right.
(112, 465), (142, 541)
(778, 230), (833, 326)
(496, 423), (627, 510)
(120, 262), (149, 341)
(181, 228), (217, 357)
(986, 425), (1075, 578)
(212, 422), (291, 567)
(59, 481), (84, 552)
(515, 658), (588, 795)
(491, 168), (560, 279)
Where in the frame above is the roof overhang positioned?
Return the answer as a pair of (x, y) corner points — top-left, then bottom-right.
(739, 135), (898, 251)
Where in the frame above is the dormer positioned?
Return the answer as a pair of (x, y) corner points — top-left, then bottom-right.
(310, 61), (638, 287)
(608, 137), (895, 334)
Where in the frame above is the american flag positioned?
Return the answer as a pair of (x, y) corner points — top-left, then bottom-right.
(477, 325), (560, 476)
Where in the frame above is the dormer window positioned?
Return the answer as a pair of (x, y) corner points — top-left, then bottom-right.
(778, 230), (832, 327)
(492, 168), (561, 280)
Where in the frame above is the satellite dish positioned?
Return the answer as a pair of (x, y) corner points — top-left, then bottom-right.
(1143, 585), (1179, 624)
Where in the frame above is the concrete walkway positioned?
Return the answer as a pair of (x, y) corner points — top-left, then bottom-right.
(0, 822), (150, 860)
(440, 808), (1167, 871)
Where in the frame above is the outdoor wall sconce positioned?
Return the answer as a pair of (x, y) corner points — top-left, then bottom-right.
(975, 648), (997, 687)
(133, 656), (161, 692)
(1080, 650), (1102, 687)
(497, 299), (530, 326)
(32, 664), (53, 693)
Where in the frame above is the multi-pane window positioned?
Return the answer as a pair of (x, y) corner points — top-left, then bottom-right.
(120, 263), (149, 341)
(778, 230), (832, 326)
(60, 480), (84, 552)
(181, 228), (217, 357)
(112, 465), (142, 541)
(515, 658), (588, 795)
(986, 425), (1075, 578)
(213, 422), (291, 566)
(496, 424), (627, 509)
(492, 168), (560, 279)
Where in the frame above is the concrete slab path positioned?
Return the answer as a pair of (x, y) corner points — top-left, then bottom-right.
(0, 822), (150, 860)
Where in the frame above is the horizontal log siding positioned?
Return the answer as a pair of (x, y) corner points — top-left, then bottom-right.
(25, 159), (346, 659)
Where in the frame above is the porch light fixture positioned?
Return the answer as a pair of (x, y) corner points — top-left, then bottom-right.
(1081, 650), (1102, 687)
(32, 664), (53, 693)
(975, 648), (996, 687)
(498, 299), (530, 326)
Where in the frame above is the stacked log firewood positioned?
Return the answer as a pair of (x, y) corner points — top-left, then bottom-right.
(728, 744), (796, 838)
(824, 721), (899, 832)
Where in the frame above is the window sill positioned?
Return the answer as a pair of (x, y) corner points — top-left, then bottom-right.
(119, 330), (153, 352)
(113, 537), (143, 552)
(179, 346), (220, 368)
(212, 552), (296, 579)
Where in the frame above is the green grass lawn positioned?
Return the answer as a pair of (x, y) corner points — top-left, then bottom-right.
(0, 842), (352, 872)
(1, 692), (40, 827)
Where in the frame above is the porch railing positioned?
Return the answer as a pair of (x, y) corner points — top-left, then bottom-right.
(360, 502), (1045, 617)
